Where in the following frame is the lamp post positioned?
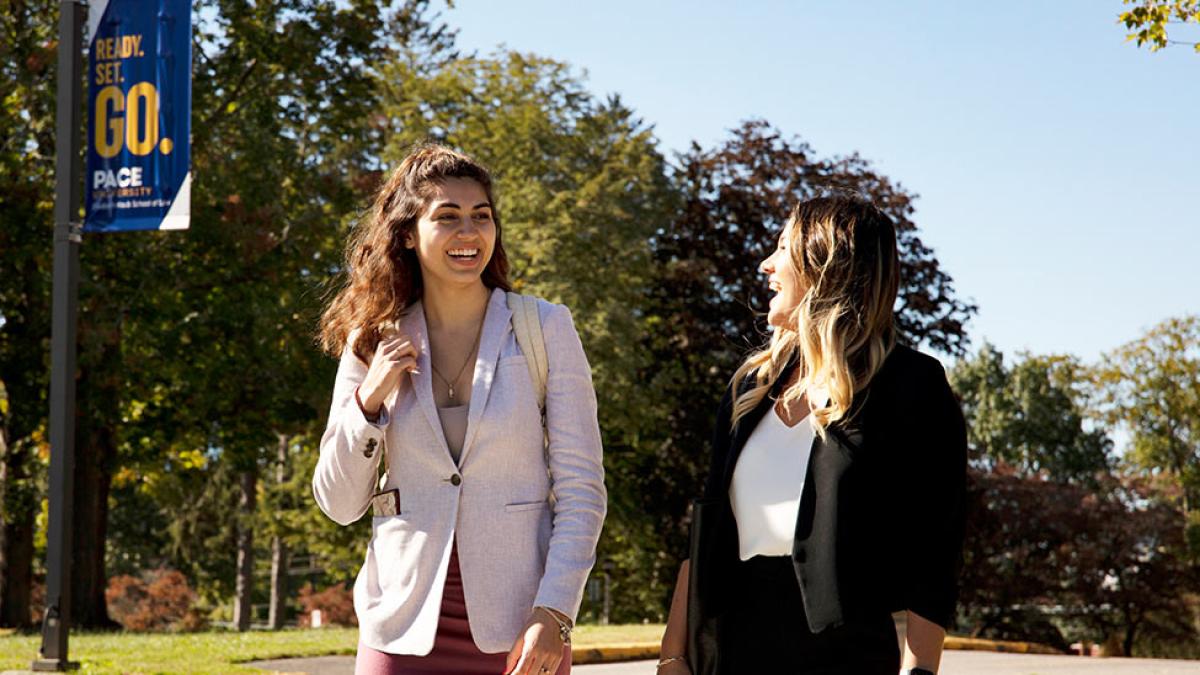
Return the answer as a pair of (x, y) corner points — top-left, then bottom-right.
(32, 0), (84, 670)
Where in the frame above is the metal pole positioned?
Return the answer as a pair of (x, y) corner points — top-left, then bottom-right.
(34, 0), (84, 670)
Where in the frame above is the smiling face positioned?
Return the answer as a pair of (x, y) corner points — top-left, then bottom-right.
(760, 225), (805, 329)
(405, 177), (497, 291)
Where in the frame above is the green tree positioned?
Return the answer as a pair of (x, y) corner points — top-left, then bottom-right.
(0, 0), (58, 629)
(959, 467), (1198, 656)
(102, 0), (457, 629)
(1120, 0), (1200, 52)
(0, 0), (454, 629)
(1096, 315), (1200, 555)
(950, 344), (1112, 484)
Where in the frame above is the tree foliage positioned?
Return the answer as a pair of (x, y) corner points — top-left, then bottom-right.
(0, 0), (59, 628)
(1120, 0), (1200, 52)
(1095, 315), (1200, 555)
(102, 0), (456, 626)
(950, 344), (1112, 485)
(1, 0), (452, 627)
(959, 466), (1198, 656)
(953, 337), (1200, 655)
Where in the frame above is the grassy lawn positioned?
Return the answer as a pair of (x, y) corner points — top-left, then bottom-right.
(573, 623), (663, 645)
(0, 624), (665, 674)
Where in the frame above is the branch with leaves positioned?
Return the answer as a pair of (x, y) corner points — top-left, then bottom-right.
(1120, 0), (1200, 52)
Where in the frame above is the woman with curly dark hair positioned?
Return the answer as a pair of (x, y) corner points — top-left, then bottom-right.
(315, 144), (606, 675)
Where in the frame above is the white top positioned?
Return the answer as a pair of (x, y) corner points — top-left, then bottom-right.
(729, 406), (815, 560)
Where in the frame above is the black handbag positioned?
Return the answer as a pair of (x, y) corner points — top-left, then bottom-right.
(686, 497), (724, 675)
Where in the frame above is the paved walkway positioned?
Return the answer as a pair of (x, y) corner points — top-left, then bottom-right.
(249, 651), (1200, 674)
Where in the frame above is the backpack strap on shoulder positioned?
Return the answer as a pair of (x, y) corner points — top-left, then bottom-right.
(507, 292), (554, 506)
(507, 292), (548, 413)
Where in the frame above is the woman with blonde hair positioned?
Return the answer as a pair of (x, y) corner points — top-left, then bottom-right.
(314, 144), (606, 675)
(658, 196), (967, 674)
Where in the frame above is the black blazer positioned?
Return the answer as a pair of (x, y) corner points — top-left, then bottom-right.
(692, 344), (968, 639)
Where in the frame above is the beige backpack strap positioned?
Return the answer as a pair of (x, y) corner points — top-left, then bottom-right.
(507, 292), (554, 506)
(507, 292), (548, 413)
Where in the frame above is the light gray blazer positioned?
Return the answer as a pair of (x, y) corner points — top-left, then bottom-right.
(312, 288), (607, 655)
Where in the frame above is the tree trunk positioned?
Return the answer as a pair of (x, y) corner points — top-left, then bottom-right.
(0, 245), (51, 630)
(70, 420), (118, 628)
(268, 434), (289, 630)
(0, 429), (35, 628)
(233, 469), (257, 631)
(0, 512), (33, 628)
(268, 535), (287, 630)
(1122, 615), (1140, 658)
(69, 336), (121, 630)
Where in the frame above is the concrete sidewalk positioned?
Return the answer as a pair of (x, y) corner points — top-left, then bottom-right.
(248, 650), (1200, 675)
(242, 616), (1162, 674)
(246, 635), (1068, 674)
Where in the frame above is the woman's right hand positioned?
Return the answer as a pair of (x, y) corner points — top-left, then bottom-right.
(358, 329), (418, 416)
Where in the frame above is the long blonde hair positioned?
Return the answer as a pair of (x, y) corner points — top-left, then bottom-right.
(318, 144), (511, 363)
(729, 196), (900, 437)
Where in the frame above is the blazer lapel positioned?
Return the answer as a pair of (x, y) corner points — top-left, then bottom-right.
(402, 302), (454, 463)
(457, 288), (512, 467)
(721, 392), (771, 492)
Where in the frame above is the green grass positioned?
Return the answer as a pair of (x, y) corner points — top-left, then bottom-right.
(0, 624), (665, 674)
(573, 623), (663, 645)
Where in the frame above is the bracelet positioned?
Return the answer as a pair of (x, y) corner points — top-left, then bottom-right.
(534, 606), (572, 645)
(657, 656), (685, 669)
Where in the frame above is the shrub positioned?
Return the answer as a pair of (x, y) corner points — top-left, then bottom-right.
(105, 568), (197, 631)
(297, 582), (356, 627)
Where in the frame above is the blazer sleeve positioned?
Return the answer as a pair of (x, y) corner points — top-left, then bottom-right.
(701, 386), (734, 501)
(532, 303), (608, 621)
(899, 358), (969, 629)
(312, 331), (389, 526)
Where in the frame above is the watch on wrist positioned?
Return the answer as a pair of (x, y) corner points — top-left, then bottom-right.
(903, 669), (935, 675)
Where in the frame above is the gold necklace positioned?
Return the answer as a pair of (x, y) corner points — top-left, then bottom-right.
(429, 316), (485, 401)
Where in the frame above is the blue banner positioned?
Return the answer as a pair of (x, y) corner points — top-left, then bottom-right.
(85, 0), (191, 232)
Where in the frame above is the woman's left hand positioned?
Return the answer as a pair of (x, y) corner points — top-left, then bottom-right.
(504, 608), (565, 675)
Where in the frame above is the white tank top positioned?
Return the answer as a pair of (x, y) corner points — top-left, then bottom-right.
(729, 406), (815, 560)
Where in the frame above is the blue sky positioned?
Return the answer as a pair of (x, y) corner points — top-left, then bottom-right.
(445, 0), (1199, 364)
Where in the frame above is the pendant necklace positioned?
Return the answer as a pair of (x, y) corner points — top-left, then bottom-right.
(430, 315), (485, 402)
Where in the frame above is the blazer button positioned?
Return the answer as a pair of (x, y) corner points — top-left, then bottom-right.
(450, 474), (462, 486)
(364, 438), (377, 458)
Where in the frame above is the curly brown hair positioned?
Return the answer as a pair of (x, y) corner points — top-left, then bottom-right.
(318, 144), (511, 363)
